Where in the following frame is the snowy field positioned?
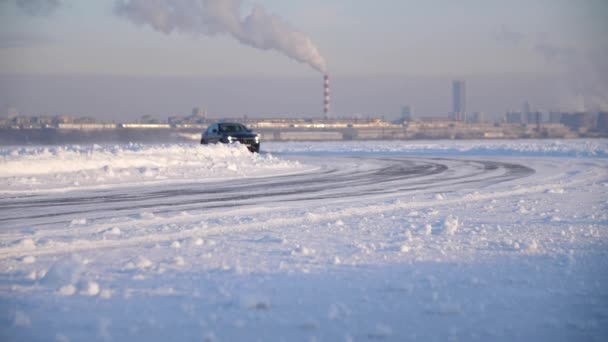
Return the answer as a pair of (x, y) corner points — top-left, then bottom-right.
(1, 139), (607, 341)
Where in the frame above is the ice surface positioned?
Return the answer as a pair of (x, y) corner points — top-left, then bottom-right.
(0, 139), (607, 341)
(265, 139), (608, 158)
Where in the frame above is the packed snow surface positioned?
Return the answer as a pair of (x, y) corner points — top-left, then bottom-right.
(1, 139), (607, 341)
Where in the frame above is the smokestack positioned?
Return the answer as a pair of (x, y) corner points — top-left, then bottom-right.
(324, 74), (330, 119)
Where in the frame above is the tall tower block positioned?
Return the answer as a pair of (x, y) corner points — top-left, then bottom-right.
(452, 80), (466, 121)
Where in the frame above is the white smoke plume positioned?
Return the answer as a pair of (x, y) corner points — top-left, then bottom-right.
(113, 0), (327, 73)
(494, 25), (608, 111)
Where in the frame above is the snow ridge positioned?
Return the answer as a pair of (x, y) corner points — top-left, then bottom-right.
(0, 143), (307, 192)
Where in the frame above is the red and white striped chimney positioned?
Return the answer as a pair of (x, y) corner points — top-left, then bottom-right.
(324, 74), (330, 118)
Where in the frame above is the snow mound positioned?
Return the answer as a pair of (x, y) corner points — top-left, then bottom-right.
(0, 143), (307, 192)
(79, 281), (100, 296)
(124, 256), (154, 271)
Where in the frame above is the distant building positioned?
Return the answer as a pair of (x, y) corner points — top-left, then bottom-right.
(522, 101), (531, 124)
(526, 111), (542, 129)
(505, 111), (523, 124)
(548, 111), (562, 124)
(468, 112), (484, 124)
(192, 107), (206, 120)
(74, 117), (97, 124)
(452, 80), (466, 121)
(53, 115), (74, 124)
(140, 115), (159, 124)
(400, 105), (413, 123)
(561, 112), (594, 132)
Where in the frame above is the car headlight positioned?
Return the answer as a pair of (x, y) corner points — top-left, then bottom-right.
(227, 136), (234, 143)
(255, 134), (260, 143)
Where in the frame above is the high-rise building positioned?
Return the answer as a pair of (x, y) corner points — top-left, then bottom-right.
(527, 111), (543, 130)
(505, 111), (523, 124)
(561, 112), (594, 132)
(452, 80), (466, 121)
(192, 107), (206, 119)
(549, 111), (562, 124)
(400, 105), (413, 123)
(522, 101), (531, 123)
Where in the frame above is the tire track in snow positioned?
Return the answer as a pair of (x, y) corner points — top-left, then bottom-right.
(0, 170), (595, 261)
(0, 157), (531, 231)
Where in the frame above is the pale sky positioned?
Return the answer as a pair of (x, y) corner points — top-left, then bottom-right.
(0, 0), (607, 119)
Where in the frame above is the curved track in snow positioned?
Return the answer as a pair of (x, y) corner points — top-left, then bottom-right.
(0, 156), (533, 231)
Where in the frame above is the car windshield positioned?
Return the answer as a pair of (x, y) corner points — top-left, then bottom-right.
(218, 123), (246, 133)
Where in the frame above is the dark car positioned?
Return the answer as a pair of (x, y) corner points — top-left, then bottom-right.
(201, 122), (261, 153)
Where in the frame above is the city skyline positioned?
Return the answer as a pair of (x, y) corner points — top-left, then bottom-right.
(0, 1), (607, 120)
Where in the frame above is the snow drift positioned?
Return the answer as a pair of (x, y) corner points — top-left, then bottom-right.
(0, 143), (306, 192)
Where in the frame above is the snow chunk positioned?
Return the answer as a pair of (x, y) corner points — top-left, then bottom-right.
(124, 256), (154, 270)
(57, 284), (77, 296)
(138, 212), (155, 219)
(70, 218), (87, 226)
(549, 216), (561, 222)
(174, 256), (185, 266)
(80, 281), (100, 296)
(523, 240), (539, 253)
(443, 216), (460, 235)
(13, 238), (36, 249)
(424, 224), (433, 236)
(102, 227), (121, 236)
(21, 256), (36, 264)
(292, 246), (315, 256)
(100, 289), (113, 299)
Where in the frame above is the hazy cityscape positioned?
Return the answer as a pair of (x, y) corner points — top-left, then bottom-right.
(2, 78), (607, 144)
(1, 1), (607, 342)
